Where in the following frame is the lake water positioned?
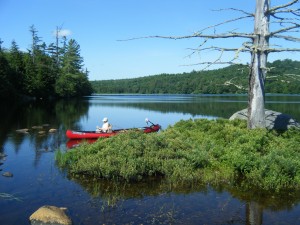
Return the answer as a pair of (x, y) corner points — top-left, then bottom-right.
(1, 94), (300, 225)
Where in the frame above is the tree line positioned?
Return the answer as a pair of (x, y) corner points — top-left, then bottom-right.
(0, 25), (92, 100)
(91, 59), (300, 94)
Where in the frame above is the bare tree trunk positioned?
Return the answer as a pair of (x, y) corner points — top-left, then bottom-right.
(55, 26), (60, 66)
(247, 0), (270, 129)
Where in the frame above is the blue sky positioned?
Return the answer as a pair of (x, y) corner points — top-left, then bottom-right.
(0, 0), (299, 80)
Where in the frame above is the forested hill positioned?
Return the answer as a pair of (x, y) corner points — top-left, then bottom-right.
(92, 59), (300, 94)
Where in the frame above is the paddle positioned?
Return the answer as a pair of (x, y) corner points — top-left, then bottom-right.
(145, 118), (155, 126)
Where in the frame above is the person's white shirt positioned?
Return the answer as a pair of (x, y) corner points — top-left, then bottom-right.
(96, 117), (110, 132)
(101, 121), (109, 132)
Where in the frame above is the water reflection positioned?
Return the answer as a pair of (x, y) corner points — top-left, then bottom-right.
(0, 99), (90, 166)
(1, 94), (300, 225)
(69, 174), (300, 225)
(247, 202), (263, 225)
(87, 94), (300, 121)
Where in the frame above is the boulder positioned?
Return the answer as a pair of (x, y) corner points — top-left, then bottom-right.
(229, 108), (300, 130)
(29, 205), (72, 225)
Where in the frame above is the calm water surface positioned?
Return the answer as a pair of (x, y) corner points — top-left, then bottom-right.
(1, 94), (300, 225)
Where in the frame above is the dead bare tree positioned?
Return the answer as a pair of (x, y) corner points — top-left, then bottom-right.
(247, 0), (299, 129)
(122, 0), (300, 129)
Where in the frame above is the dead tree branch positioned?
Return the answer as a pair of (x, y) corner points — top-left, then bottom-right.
(269, 0), (299, 12)
(118, 0), (300, 70)
(118, 32), (254, 42)
(268, 47), (300, 52)
(196, 14), (253, 33)
(270, 23), (300, 35)
(222, 77), (247, 90)
(273, 34), (300, 42)
(213, 8), (254, 17)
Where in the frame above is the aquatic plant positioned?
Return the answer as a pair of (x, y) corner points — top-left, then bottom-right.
(56, 119), (300, 192)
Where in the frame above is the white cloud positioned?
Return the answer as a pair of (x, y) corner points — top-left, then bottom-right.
(53, 29), (72, 37)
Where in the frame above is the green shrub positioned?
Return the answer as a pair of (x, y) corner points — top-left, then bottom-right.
(56, 119), (300, 191)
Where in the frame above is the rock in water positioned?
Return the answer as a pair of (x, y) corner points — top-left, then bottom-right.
(32, 126), (43, 129)
(229, 108), (300, 130)
(2, 172), (13, 177)
(0, 153), (7, 158)
(49, 128), (57, 133)
(29, 205), (72, 225)
(16, 128), (29, 134)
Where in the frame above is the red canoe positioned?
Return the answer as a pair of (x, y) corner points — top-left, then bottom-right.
(66, 124), (161, 140)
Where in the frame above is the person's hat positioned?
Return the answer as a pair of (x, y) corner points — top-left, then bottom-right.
(102, 117), (108, 122)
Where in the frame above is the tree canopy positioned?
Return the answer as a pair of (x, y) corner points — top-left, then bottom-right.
(0, 25), (92, 100)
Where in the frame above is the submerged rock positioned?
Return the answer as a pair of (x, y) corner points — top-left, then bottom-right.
(229, 108), (300, 130)
(2, 172), (13, 177)
(16, 129), (29, 134)
(0, 153), (7, 158)
(32, 126), (44, 129)
(29, 205), (72, 225)
(49, 128), (57, 133)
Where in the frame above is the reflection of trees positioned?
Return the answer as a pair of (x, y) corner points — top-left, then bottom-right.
(122, 102), (245, 118)
(91, 95), (248, 118)
(246, 202), (262, 225)
(226, 185), (300, 225)
(0, 100), (20, 152)
(1, 99), (89, 165)
(90, 95), (300, 120)
(55, 99), (89, 130)
(226, 185), (300, 211)
(70, 175), (208, 201)
(70, 174), (300, 225)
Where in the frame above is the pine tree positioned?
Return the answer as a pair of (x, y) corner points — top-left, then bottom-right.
(0, 52), (14, 99)
(56, 38), (92, 97)
(61, 39), (83, 74)
(8, 40), (24, 91)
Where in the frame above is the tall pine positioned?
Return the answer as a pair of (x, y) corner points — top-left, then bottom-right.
(55, 39), (92, 97)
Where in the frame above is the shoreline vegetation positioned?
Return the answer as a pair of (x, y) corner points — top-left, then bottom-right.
(0, 25), (92, 100)
(56, 119), (300, 192)
(91, 59), (300, 95)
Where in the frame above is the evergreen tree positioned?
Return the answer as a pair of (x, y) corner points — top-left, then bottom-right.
(55, 38), (92, 97)
(61, 39), (83, 74)
(8, 40), (24, 91)
(0, 52), (14, 99)
(1, 25), (92, 99)
(0, 38), (3, 52)
(25, 26), (58, 97)
(23, 52), (37, 96)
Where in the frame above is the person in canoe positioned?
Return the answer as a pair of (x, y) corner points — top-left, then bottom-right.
(96, 117), (112, 133)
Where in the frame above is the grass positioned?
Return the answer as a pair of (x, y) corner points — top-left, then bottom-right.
(56, 119), (300, 192)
